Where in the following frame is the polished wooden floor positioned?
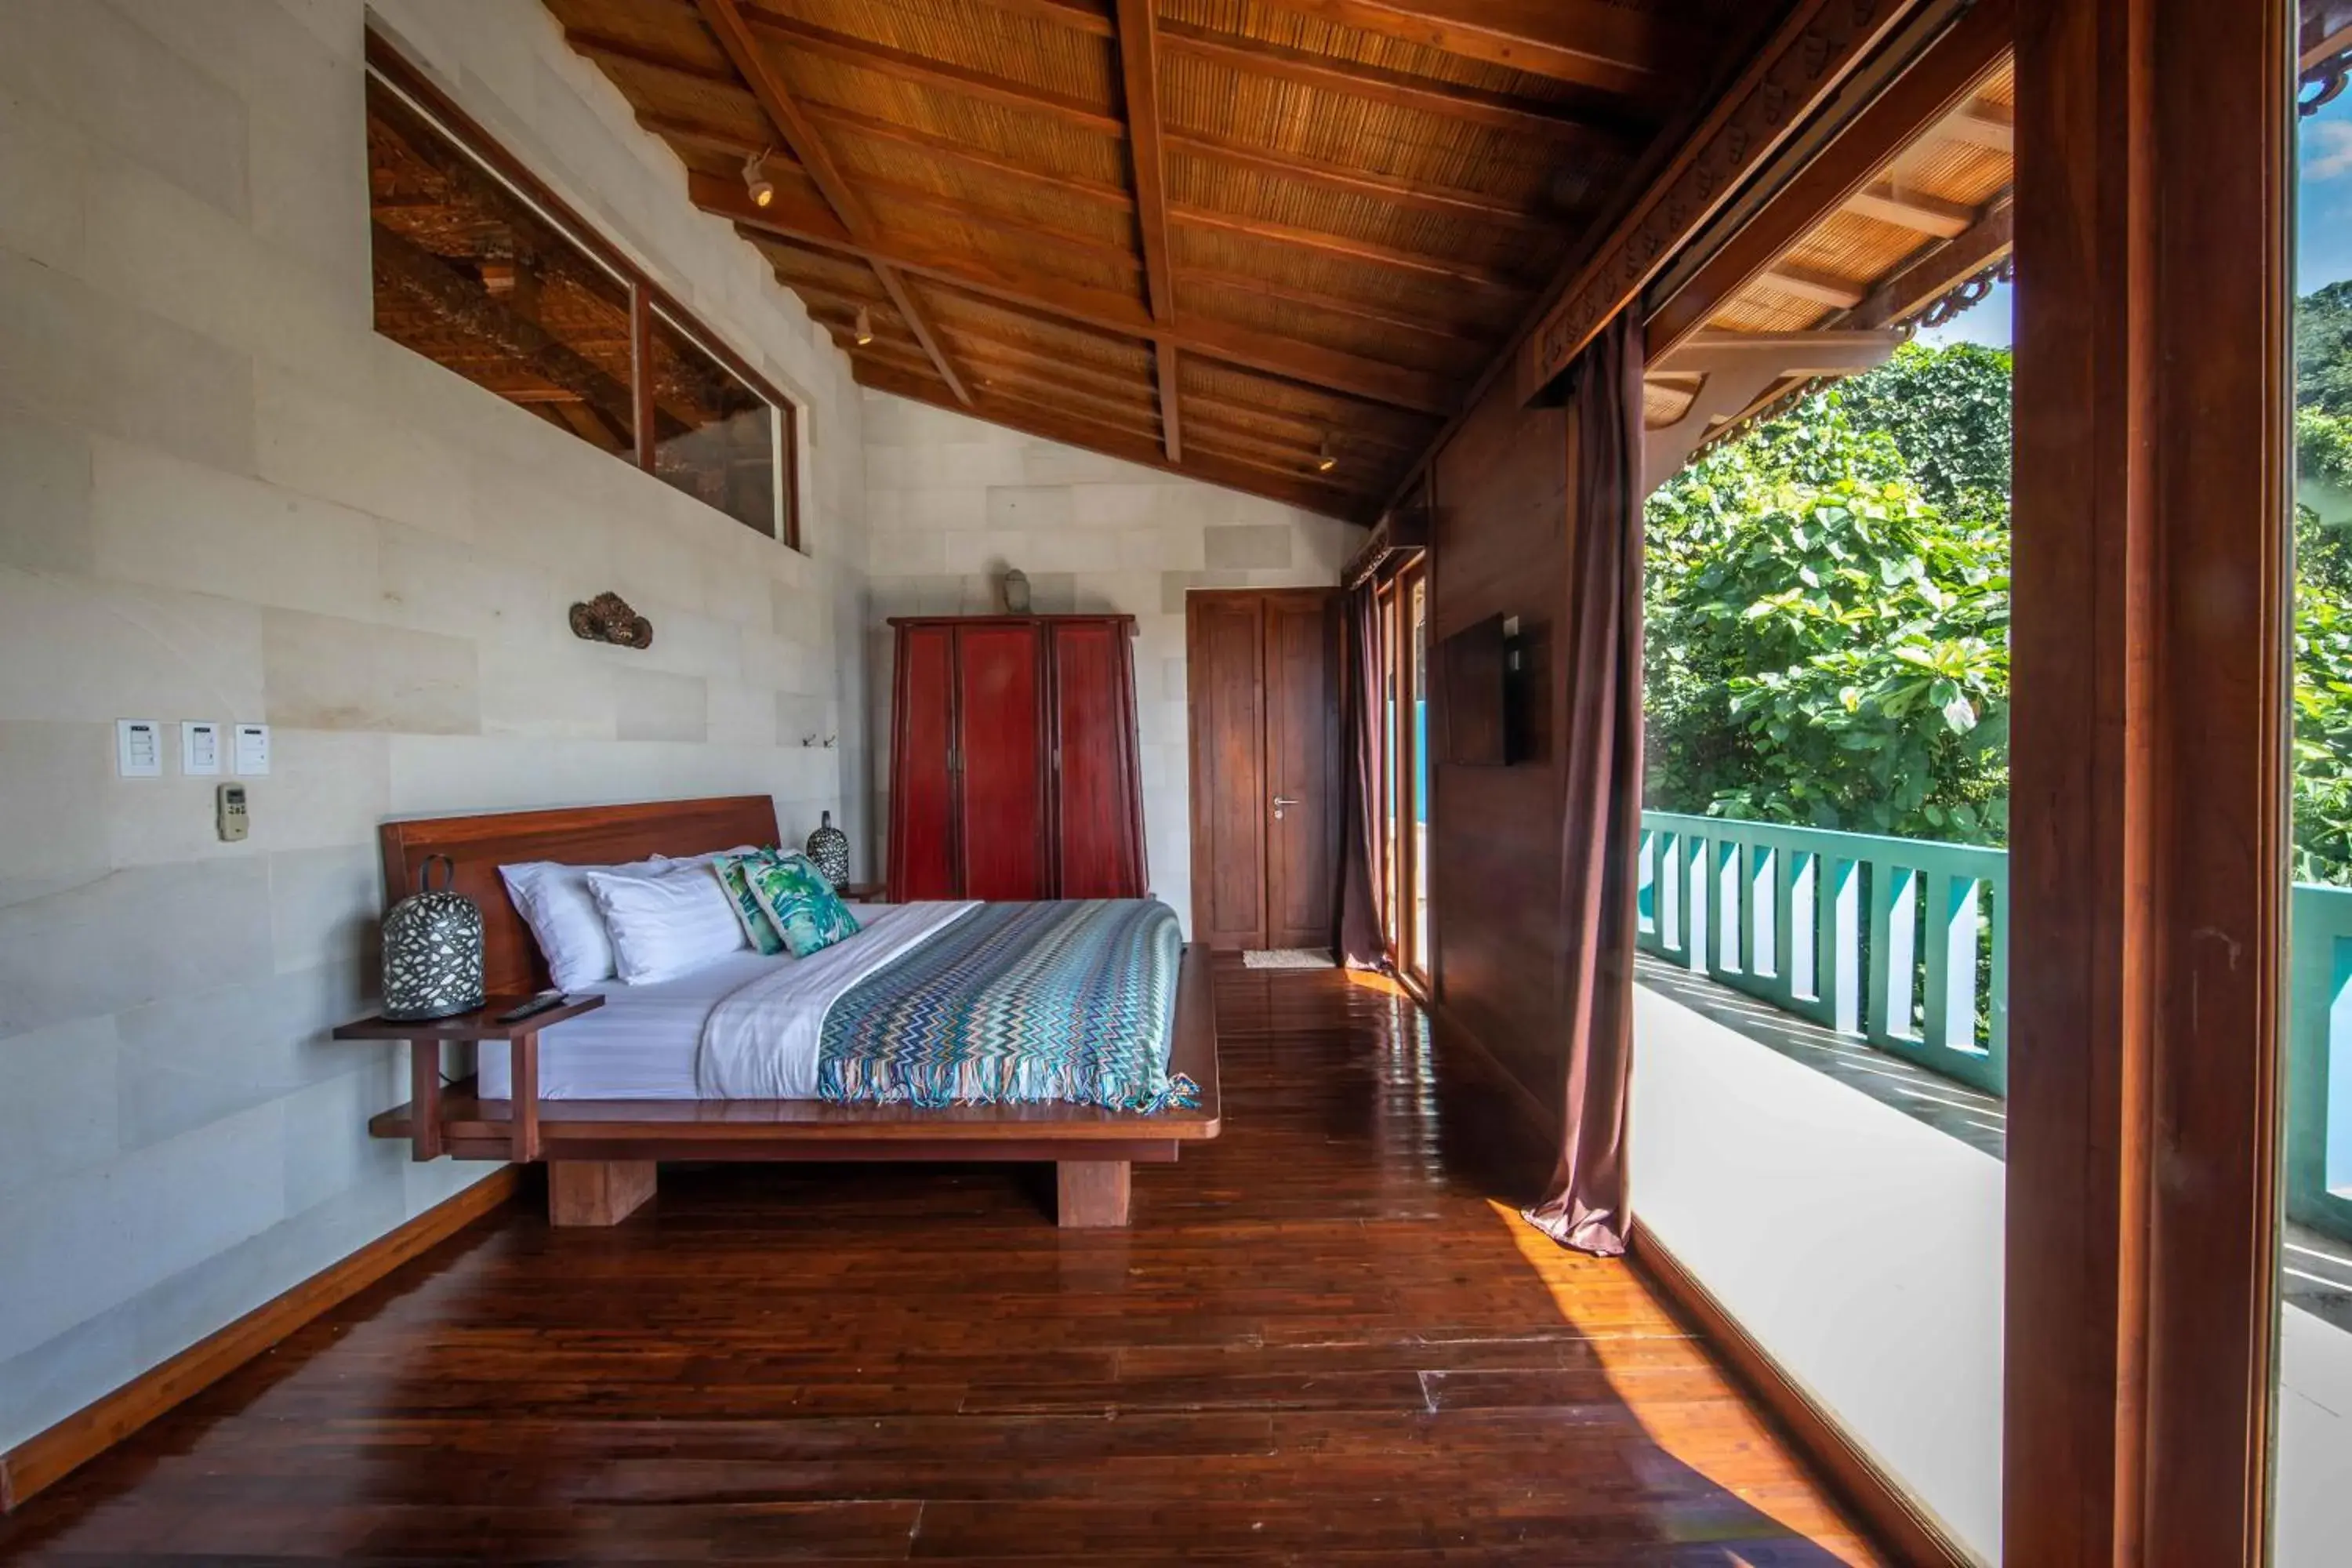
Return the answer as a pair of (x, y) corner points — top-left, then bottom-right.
(0, 963), (1879, 1565)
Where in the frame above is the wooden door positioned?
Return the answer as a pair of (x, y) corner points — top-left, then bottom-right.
(888, 623), (958, 901)
(1050, 619), (1145, 897)
(954, 622), (1047, 901)
(1188, 594), (1269, 948)
(1265, 592), (1340, 949)
(1186, 590), (1338, 950)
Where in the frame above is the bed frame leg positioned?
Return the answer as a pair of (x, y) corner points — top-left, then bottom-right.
(548, 1160), (657, 1227)
(1056, 1160), (1131, 1228)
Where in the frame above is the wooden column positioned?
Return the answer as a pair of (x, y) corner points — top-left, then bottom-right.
(2006, 0), (2291, 1563)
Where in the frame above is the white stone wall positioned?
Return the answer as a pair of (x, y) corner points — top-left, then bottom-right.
(859, 393), (1366, 931)
(0, 0), (870, 1450)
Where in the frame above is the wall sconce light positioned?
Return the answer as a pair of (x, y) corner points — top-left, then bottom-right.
(854, 305), (875, 346)
(742, 147), (776, 209)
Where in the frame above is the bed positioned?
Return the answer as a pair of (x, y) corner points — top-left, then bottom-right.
(359, 797), (1219, 1228)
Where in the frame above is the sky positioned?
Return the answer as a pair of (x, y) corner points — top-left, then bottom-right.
(2305, 90), (2352, 292)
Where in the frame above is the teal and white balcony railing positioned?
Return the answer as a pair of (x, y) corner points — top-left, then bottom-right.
(1637, 810), (2352, 1242)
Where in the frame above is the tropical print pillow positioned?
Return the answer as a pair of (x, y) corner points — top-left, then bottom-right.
(712, 850), (789, 956)
(745, 851), (863, 958)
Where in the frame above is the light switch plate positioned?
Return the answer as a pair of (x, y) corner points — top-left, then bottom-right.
(116, 719), (164, 779)
(233, 724), (271, 776)
(181, 721), (222, 775)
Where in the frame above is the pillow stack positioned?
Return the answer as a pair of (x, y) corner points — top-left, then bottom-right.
(500, 845), (864, 989)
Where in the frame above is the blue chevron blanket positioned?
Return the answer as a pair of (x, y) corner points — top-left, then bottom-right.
(816, 899), (1196, 1113)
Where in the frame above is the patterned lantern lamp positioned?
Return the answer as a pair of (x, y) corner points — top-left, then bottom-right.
(804, 810), (851, 887)
(380, 854), (485, 1021)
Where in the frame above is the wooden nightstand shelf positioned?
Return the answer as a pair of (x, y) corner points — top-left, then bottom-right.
(335, 995), (604, 1164)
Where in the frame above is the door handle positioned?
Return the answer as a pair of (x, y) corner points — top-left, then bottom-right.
(1272, 797), (1299, 808)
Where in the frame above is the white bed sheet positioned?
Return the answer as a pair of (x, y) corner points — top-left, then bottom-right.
(477, 903), (894, 1101)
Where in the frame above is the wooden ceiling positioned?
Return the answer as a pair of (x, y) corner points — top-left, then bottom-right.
(1635, 0), (2017, 485)
(544, 0), (1785, 520)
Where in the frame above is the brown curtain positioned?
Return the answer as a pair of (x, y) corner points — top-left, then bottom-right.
(1336, 579), (1391, 970)
(1523, 310), (1646, 1258)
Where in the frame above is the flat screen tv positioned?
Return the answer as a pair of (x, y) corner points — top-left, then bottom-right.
(1441, 613), (1511, 766)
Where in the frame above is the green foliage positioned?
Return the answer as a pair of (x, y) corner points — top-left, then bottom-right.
(1828, 341), (2013, 512)
(1644, 359), (2011, 843)
(1646, 316), (2352, 887)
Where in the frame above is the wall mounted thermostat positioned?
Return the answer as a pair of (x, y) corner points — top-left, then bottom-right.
(216, 783), (249, 843)
(181, 721), (222, 775)
(115, 719), (163, 778)
(233, 724), (271, 776)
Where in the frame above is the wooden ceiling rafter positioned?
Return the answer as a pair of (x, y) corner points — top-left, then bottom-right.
(1161, 126), (1549, 231)
(852, 361), (1372, 517)
(1170, 203), (1527, 292)
(552, 0), (1773, 518)
(741, 5), (1127, 135)
(1156, 18), (1638, 147)
(1640, 0), (2014, 361)
(1112, 0), (1181, 463)
(1260, 0), (1685, 100)
(691, 0), (972, 405)
(1844, 180), (1975, 237)
(710, 177), (1460, 413)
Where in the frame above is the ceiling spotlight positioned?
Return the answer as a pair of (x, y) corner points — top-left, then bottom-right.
(742, 147), (776, 209)
(1316, 434), (1338, 474)
(854, 305), (875, 347)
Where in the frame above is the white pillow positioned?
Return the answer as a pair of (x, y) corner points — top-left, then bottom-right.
(586, 863), (750, 985)
(499, 855), (670, 990)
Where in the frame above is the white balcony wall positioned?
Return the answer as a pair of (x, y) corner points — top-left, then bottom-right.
(1631, 985), (2007, 1563)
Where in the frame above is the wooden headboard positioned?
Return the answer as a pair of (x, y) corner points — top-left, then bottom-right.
(378, 796), (781, 996)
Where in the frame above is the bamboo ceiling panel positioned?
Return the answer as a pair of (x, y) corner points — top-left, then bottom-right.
(546, 0), (1780, 519)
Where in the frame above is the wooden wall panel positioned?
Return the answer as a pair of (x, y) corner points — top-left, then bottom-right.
(1428, 374), (1573, 1107)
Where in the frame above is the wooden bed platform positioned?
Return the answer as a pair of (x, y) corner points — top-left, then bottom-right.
(358, 797), (1220, 1229)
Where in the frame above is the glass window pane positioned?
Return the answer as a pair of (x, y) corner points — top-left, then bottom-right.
(365, 78), (635, 455)
(2275, 53), (2352, 1563)
(649, 311), (780, 538)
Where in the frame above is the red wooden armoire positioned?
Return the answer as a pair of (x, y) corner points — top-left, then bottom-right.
(885, 615), (1148, 902)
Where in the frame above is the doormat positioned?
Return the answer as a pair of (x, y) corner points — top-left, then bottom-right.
(1242, 948), (1336, 970)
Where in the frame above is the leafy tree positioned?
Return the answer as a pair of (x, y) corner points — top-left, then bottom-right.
(1645, 384), (2010, 844)
(1829, 340), (2013, 513)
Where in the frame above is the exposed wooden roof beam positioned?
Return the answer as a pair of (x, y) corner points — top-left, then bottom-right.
(980, 0), (1115, 38)
(1761, 265), (1867, 310)
(640, 103), (1139, 214)
(1262, 0), (1686, 100)
(1642, 0), (2014, 358)
(1841, 196), (2013, 331)
(694, 0), (971, 405)
(739, 6), (1127, 136)
(1844, 180), (1976, 237)
(854, 362), (1375, 518)
(703, 176), (1459, 413)
(579, 29), (1557, 238)
(1172, 265), (1492, 350)
(567, 28), (739, 88)
(1171, 204), (1528, 292)
(1936, 100), (2015, 154)
(1157, 18), (1638, 146)
(1112, 0), (1180, 462)
(1163, 126), (1549, 231)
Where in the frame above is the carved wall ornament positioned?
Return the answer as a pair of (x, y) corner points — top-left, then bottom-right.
(569, 592), (653, 649)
